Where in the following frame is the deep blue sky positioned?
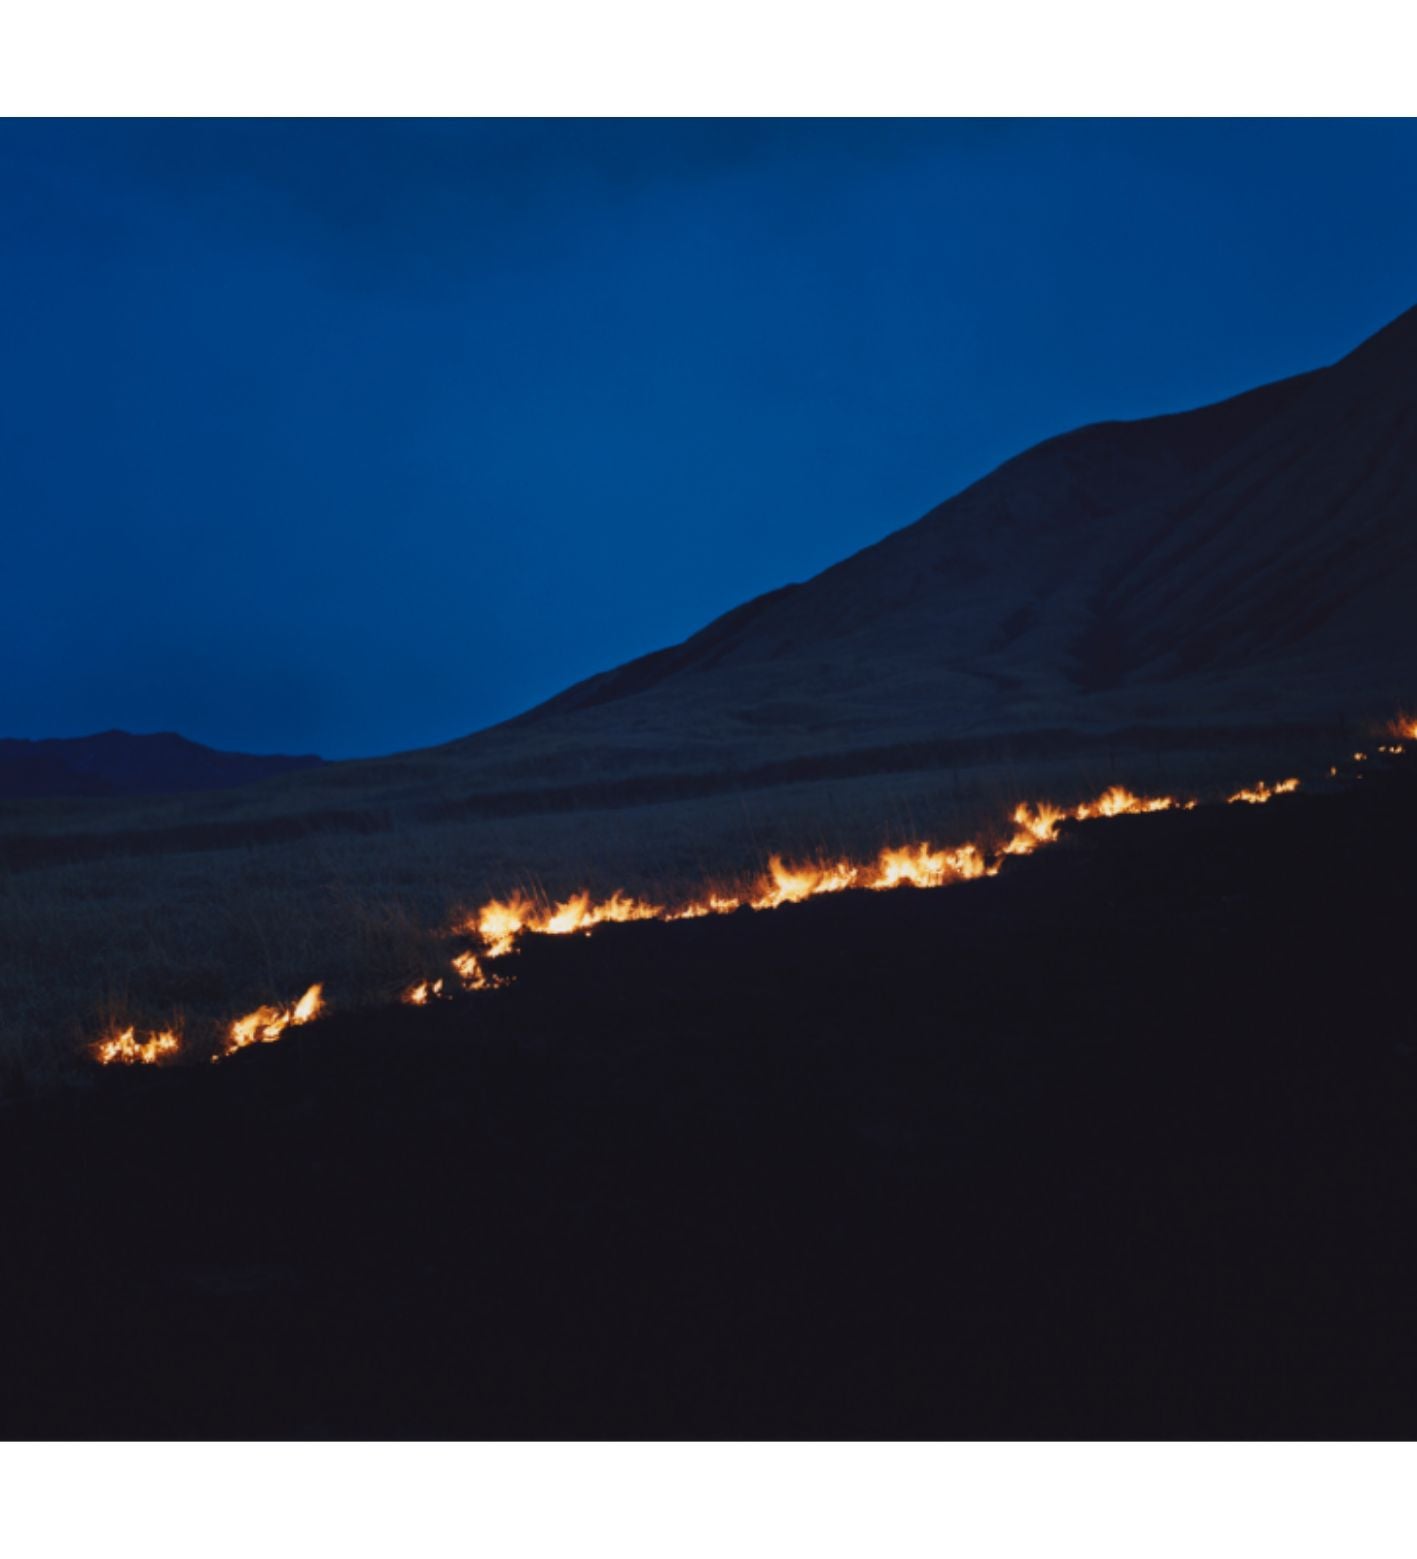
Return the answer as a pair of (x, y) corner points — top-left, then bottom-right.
(3, 119), (1415, 758)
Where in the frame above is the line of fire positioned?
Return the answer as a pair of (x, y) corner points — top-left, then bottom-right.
(92, 715), (1416, 1067)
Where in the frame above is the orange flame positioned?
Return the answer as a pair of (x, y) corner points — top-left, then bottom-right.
(451, 949), (511, 991)
(474, 894), (539, 958)
(1001, 802), (1068, 856)
(1073, 786), (1184, 821)
(220, 983), (324, 1058)
(1227, 777), (1300, 805)
(1386, 714), (1417, 742)
(94, 1026), (181, 1066)
(868, 840), (991, 887)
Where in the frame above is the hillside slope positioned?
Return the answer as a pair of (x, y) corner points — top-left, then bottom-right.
(444, 304), (1416, 791)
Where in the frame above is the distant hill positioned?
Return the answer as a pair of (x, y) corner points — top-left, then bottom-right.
(0, 731), (323, 799)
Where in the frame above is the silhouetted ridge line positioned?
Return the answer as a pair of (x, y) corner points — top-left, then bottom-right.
(0, 731), (324, 800)
(434, 302), (1416, 793)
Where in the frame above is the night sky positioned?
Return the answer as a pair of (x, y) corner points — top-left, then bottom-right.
(4, 119), (1416, 759)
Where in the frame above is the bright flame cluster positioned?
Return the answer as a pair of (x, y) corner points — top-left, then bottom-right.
(93, 1026), (182, 1066)
(219, 983), (324, 1059)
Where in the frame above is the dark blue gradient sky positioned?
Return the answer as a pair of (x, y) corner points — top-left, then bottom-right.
(4, 119), (1416, 757)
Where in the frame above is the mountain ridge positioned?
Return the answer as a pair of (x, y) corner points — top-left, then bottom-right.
(428, 302), (1415, 802)
(0, 730), (324, 799)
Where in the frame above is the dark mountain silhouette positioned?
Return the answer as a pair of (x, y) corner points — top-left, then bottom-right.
(442, 303), (1417, 791)
(0, 731), (323, 799)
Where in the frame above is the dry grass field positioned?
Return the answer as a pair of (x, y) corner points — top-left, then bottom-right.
(0, 718), (1349, 1087)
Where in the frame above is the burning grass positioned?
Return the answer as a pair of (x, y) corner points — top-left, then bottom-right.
(219, 984), (324, 1059)
(0, 719), (1379, 1085)
(1227, 777), (1301, 805)
(92, 1026), (181, 1066)
(449, 782), (1193, 965)
(77, 768), (1324, 1068)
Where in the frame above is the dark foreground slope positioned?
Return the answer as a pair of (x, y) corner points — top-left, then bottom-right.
(4, 756), (1416, 1438)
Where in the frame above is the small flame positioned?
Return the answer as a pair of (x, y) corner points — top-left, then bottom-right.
(1386, 714), (1417, 742)
(1001, 802), (1067, 856)
(1227, 777), (1300, 805)
(750, 855), (858, 908)
(94, 1026), (181, 1066)
(221, 983), (324, 1058)
(1073, 786), (1182, 821)
(543, 889), (664, 936)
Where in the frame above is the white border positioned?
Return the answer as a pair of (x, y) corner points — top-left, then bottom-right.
(1, 1), (1414, 116)
(4, 3), (1414, 1546)
(4, 1441), (1415, 1556)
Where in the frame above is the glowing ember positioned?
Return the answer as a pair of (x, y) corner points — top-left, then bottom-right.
(94, 1026), (181, 1066)
(221, 983), (324, 1058)
(1227, 777), (1300, 805)
(451, 949), (510, 991)
(403, 978), (444, 1006)
(669, 893), (748, 922)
